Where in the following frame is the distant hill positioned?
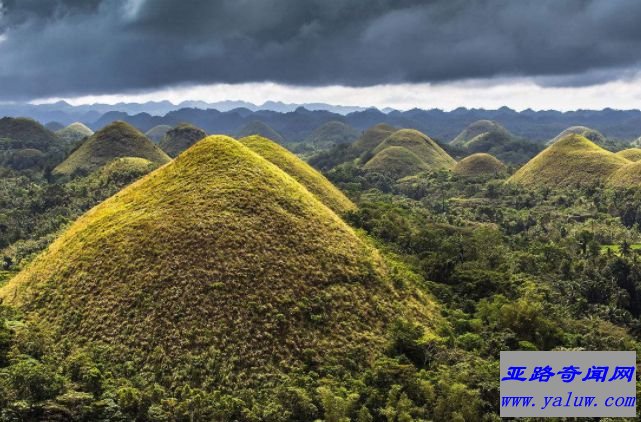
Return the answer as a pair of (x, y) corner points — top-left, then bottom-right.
(239, 135), (355, 214)
(52, 121), (170, 176)
(0, 135), (434, 400)
(508, 134), (628, 188)
(615, 148), (641, 162)
(372, 129), (456, 170)
(304, 121), (359, 149)
(351, 123), (396, 154)
(45, 121), (64, 131)
(547, 126), (608, 146)
(158, 123), (207, 157)
(363, 146), (430, 179)
(454, 153), (506, 177)
(451, 120), (510, 146)
(237, 120), (285, 143)
(145, 124), (173, 143)
(56, 122), (94, 144)
(0, 117), (66, 170)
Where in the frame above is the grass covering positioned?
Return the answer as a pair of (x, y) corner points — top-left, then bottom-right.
(615, 148), (641, 162)
(237, 120), (285, 143)
(0, 117), (60, 150)
(158, 123), (207, 157)
(1, 135), (436, 393)
(450, 120), (510, 146)
(304, 120), (358, 148)
(373, 129), (456, 170)
(239, 135), (355, 214)
(607, 160), (641, 188)
(547, 126), (607, 146)
(145, 124), (173, 143)
(453, 153), (506, 177)
(52, 121), (170, 176)
(508, 134), (629, 188)
(350, 123), (396, 153)
(56, 122), (94, 144)
(363, 146), (430, 179)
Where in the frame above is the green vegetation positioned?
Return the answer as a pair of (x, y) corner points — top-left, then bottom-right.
(56, 122), (94, 144)
(238, 135), (355, 214)
(237, 120), (285, 144)
(363, 146), (430, 179)
(52, 121), (170, 177)
(607, 160), (641, 188)
(508, 134), (629, 188)
(158, 123), (207, 157)
(615, 148), (641, 162)
(453, 153), (506, 178)
(0, 117), (69, 171)
(304, 120), (359, 149)
(145, 124), (173, 143)
(372, 129), (455, 170)
(451, 120), (508, 146)
(547, 125), (608, 146)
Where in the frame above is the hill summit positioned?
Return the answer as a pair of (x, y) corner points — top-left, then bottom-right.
(454, 153), (506, 177)
(547, 126), (607, 146)
(52, 121), (170, 176)
(305, 120), (359, 149)
(237, 120), (285, 144)
(56, 122), (94, 143)
(158, 123), (207, 157)
(450, 120), (510, 146)
(1, 135), (434, 398)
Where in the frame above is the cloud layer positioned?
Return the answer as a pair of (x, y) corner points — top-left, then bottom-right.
(1, 0), (641, 100)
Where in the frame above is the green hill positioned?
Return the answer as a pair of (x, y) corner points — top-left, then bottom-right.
(373, 129), (456, 170)
(0, 135), (434, 401)
(45, 121), (64, 131)
(351, 123), (396, 154)
(239, 135), (355, 214)
(508, 134), (628, 188)
(305, 121), (359, 149)
(158, 123), (207, 157)
(453, 153), (506, 177)
(451, 120), (510, 146)
(0, 117), (60, 150)
(547, 126), (608, 146)
(363, 146), (430, 179)
(56, 122), (94, 144)
(145, 124), (173, 143)
(607, 161), (641, 188)
(52, 121), (170, 176)
(615, 148), (641, 162)
(237, 120), (285, 143)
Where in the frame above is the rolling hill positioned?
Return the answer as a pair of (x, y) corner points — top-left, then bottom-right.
(363, 146), (430, 179)
(0, 117), (60, 150)
(158, 123), (207, 157)
(615, 148), (641, 162)
(607, 161), (641, 188)
(351, 123), (396, 154)
(145, 124), (173, 143)
(56, 122), (94, 143)
(453, 153), (506, 177)
(0, 135), (435, 399)
(451, 120), (510, 146)
(304, 120), (359, 149)
(508, 134), (629, 188)
(237, 120), (285, 143)
(372, 129), (456, 170)
(52, 121), (170, 176)
(239, 135), (355, 214)
(547, 126), (608, 146)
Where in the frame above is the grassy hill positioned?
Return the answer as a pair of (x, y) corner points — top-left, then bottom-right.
(451, 120), (510, 146)
(0, 135), (435, 400)
(52, 121), (170, 176)
(239, 135), (355, 214)
(508, 134), (629, 188)
(145, 124), (173, 143)
(607, 161), (641, 188)
(615, 148), (641, 162)
(351, 123), (396, 154)
(158, 123), (207, 157)
(0, 117), (60, 150)
(56, 122), (94, 144)
(305, 120), (359, 149)
(237, 120), (285, 143)
(547, 126), (608, 146)
(373, 129), (456, 170)
(363, 146), (430, 179)
(454, 153), (506, 177)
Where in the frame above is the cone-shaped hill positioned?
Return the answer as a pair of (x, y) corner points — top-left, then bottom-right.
(607, 161), (641, 188)
(305, 120), (359, 148)
(454, 153), (507, 177)
(158, 123), (207, 157)
(351, 123), (396, 154)
(145, 124), (173, 143)
(547, 126), (607, 146)
(363, 146), (430, 179)
(372, 129), (456, 170)
(52, 121), (171, 176)
(239, 135), (355, 214)
(451, 120), (511, 147)
(0, 135), (435, 394)
(56, 122), (94, 144)
(615, 148), (641, 162)
(508, 134), (629, 188)
(237, 120), (285, 143)
(0, 117), (59, 150)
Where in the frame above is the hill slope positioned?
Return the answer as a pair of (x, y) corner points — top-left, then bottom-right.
(351, 123), (396, 154)
(508, 134), (628, 188)
(56, 122), (94, 144)
(454, 153), (506, 177)
(0, 117), (60, 150)
(0, 135), (434, 396)
(615, 148), (641, 162)
(451, 120), (510, 146)
(145, 124), (173, 143)
(373, 129), (456, 170)
(547, 126), (608, 146)
(607, 161), (641, 188)
(237, 120), (285, 143)
(363, 146), (430, 179)
(305, 120), (359, 149)
(52, 121), (170, 176)
(158, 123), (207, 157)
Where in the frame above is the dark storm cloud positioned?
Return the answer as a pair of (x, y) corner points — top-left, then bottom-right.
(1, 0), (641, 100)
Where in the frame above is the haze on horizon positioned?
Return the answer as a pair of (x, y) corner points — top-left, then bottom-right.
(2, 0), (641, 111)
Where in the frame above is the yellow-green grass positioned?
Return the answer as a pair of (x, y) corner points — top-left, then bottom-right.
(0, 117), (59, 149)
(237, 120), (285, 143)
(373, 129), (456, 170)
(52, 121), (170, 176)
(607, 160), (641, 188)
(600, 244), (641, 255)
(547, 126), (607, 146)
(239, 135), (355, 213)
(351, 123), (396, 153)
(615, 148), (641, 162)
(145, 124), (173, 143)
(158, 123), (207, 157)
(1, 135), (435, 391)
(56, 122), (94, 143)
(508, 134), (629, 189)
(453, 153), (506, 177)
(363, 146), (430, 179)
(450, 120), (509, 146)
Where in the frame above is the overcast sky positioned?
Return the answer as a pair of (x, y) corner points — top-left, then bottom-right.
(2, 0), (641, 110)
